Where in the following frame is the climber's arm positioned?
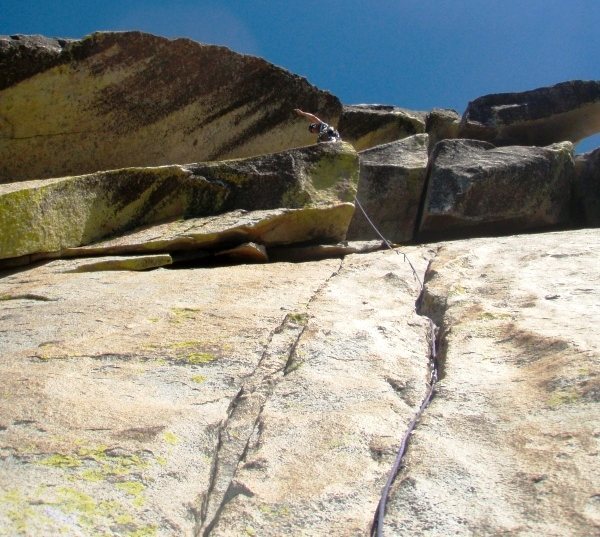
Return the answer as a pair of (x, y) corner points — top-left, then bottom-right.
(294, 109), (322, 124)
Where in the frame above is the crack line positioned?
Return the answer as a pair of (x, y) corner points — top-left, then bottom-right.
(195, 260), (343, 536)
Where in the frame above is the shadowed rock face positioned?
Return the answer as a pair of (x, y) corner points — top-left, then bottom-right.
(418, 139), (575, 239)
(338, 104), (426, 151)
(459, 80), (600, 146)
(0, 31), (341, 182)
(0, 34), (72, 89)
(574, 148), (600, 226)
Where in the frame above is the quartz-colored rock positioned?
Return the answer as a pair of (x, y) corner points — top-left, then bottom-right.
(0, 247), (432, 536)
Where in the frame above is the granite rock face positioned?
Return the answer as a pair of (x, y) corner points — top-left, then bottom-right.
(1, 230), (598, 536)
(338, 104), (426, 151)
(418, 139), (576, 240)
(347, 134), (429, 242)
(0, 31), (341, 182)
(385, 229), (600, 536)
(1, 30), (600, 537)
(0, 142), (357, 262)
(0, 246), (433, 536)
(459, 80), (600, 147)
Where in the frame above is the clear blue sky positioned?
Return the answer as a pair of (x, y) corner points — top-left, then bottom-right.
(2, 0), (599, 152)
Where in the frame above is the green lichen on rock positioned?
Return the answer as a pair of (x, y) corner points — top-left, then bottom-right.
(302, 142), (359, 204)
(0, 442), (165, 534)
(251, 203), (356, 246)
(0, 165), (230, 260)
(186, 352), (217, 365)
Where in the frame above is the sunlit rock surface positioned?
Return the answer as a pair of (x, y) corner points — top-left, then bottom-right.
(0, 31), (341, 182)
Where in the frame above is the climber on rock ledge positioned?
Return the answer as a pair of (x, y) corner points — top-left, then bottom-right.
(294, 109), (341, 143)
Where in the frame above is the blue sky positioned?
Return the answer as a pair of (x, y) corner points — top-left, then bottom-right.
(2, 0), (599, 152)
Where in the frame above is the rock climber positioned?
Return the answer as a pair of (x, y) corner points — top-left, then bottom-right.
(294, 109), (341, 143)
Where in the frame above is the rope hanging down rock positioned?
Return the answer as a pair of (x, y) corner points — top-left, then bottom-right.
(353, 197), (439, 537)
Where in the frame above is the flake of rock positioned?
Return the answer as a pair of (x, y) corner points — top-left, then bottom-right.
(459, 80), (600, 146)
(215, 242), (268, 263)
(57, 205), (355, 259)
(52, 254), (174, 273)
(0, 31), (341, 182)
(338, 104), (426, 151)
(268, 240), (387, 262)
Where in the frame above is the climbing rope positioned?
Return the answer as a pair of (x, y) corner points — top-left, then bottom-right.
(353, 197), (423, 289)
(353, 197), (439, 537)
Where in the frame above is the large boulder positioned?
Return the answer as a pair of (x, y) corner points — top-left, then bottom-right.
(418, 139), (575, 240)
(425, 108), (461, 151)
(459, 80), (600, 147)
(0, 142), (358, 261)
(337, 104), (426, 151)
(347, 134), (429, 243)
(0, 31), (341, 183)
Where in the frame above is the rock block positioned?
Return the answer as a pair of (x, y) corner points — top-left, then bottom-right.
(418, 139), (575, 239)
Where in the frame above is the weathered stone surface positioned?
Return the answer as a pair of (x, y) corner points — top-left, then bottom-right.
(269, 240), (386, 262)
(0, 165), (228, 261)
(348, 134), (429, 243)
(0, 31), (341, 182)
(425, 108), (461, 151)
(1, 225), (597, 535)
(56, 205), (355, 259)
(187, 140), (358, 209)
(0, 142), (358, 261)
(418, 139), (575, 240)
(0, 247), (432, 536)
(384, 229), (600, 536)
(459, 80), (600, 147)
(338, 104), (426, 151)
(63, 254), (173, 273)
(574, 148), (600, 226)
